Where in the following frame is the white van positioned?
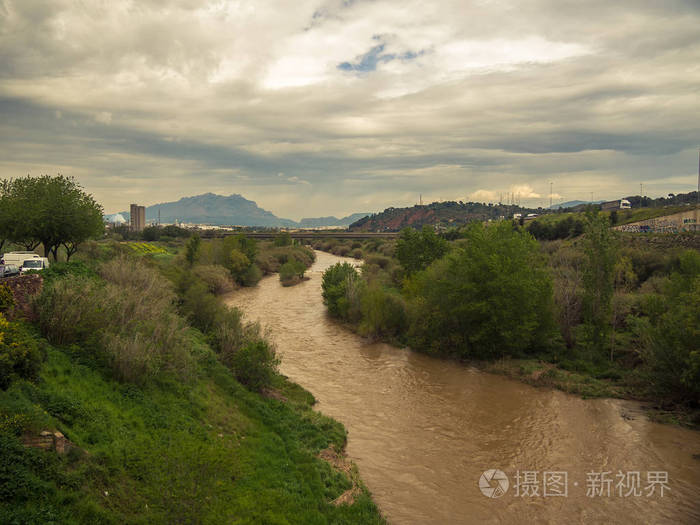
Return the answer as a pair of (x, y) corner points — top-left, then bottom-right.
(20, 258), (50, 273)
(1, 252), (49, 272)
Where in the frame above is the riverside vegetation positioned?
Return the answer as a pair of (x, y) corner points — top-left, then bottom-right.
(0, 226), (382, 522)
(316, 212), (700, 427)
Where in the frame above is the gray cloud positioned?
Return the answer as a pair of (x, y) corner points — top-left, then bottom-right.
(0, 0), (698, 219)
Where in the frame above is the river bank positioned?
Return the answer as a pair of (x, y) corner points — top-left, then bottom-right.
(227, 250), (700, 524)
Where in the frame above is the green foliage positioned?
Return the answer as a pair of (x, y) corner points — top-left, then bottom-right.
(273, 231), (292, 246)
(279, 260), (306, 285)
(0, 345), (383, 523)
(192, 264), (234, 294)
(321, 262), (360, 319)
(0, 175), (104, 260)
(527, 215), (585, 240)
(638, 250), (700, 402)
(34, 257), (194, 384)
(581, 211), (617, 354)
(229, 340), (280, 392)
(406, 222), (555, 358)
(359, 284), (407, 338)
(184, 233), (201, 266)
(239, 263), (263, 287)
(0, 284), (14, 313)
(395, 225), (448, 275)
(0, 317), (43, 390)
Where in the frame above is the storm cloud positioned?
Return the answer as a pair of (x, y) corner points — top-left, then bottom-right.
(1, 0), (698, 218)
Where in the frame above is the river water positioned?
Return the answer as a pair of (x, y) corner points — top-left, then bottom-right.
(226, 250), (700, 524)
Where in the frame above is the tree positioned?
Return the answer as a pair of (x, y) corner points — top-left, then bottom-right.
(406, 221), (554, 358)
(638, 250), (700, 402)
(0, 175), (104, 260)
(185, 234), (201, 266)
(321, 262), (360, 319)
(581, 210), (617, 355)
(395, 225), (448, 275)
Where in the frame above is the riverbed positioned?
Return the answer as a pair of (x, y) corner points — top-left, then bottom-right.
(226, 250), (700, 524)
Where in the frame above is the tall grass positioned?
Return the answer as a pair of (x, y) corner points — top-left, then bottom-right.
(35, 256), (195, 384)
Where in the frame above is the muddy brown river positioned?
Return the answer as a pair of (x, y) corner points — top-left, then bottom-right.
(226, 250), (700, 524)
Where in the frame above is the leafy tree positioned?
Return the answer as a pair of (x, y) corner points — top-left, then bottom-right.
(142, 225), (161, 241)
(638, 250), (700, 402)
(395, 225), (448, 275)
(321, 262), (360, 319)
(0, 175), (104, 260)
(185, 234), (201, 266)
(406, 221), (554, 358)
(581, 210), (617, 355)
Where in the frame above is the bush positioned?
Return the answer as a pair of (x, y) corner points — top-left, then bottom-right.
(34, 276), (104, 345)
(0, 316), (43, 390)
(351, 248), (363, 259)
(279, 260), (306, 286)
(396, 226), (448, 275)
(638, 250), (700, 402)
(192, 265), (235, 295)
(229, 340), (279, 392)
(34, 257), (194, 384)
(359, 285), (407, 339)
(240, 263), (263, 287)
(0, 284), (14, 313)
(406, 221), (555, 358)
(321, 263), (360, 319)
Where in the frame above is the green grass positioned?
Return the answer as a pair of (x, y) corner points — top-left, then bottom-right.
(0, 341), (384, 524)
(615, 205), (694, 225)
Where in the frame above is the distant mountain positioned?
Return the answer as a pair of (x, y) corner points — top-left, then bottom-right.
(116, 193), (369, 228)
(120, 193), (298, 227)
(350, 201), (543, 232)
(298, 213), (370, 228)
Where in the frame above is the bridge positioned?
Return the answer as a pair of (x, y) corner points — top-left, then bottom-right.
(200, 230), (398, 240)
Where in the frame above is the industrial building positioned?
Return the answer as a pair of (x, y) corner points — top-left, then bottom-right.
(130, 204), (146, 232)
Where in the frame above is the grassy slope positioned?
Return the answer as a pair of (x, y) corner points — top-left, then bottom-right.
(1, 335), (383, 524)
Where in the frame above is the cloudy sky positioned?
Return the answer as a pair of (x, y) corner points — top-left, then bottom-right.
(1, 0), (698, 219)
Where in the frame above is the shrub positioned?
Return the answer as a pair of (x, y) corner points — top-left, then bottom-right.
(34, 258), (194, 384)
(240, 263), (263, 287)
(279, 260), (306, 286)
(0, 316), (43, 390)
(229, 340), (279, 391)
(192, 265), (235, 295)
(396, 226), (448, 274)
(0, 284), (14, 312)
(351, 248), (363, 259)
(321, 263), (359, 319)
(212, 307), (262, 368)
(406, 221), (555, 358)
(34, 276), (104, 345)
(638, 250), (700, 402)
(359, 285), (407, 338)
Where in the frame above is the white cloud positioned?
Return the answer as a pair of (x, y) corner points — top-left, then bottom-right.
(0, 0), (698, 217)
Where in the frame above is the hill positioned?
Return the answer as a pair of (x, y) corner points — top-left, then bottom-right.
(120, 193), (298, 227)
(349, 201), (543, 232)
(117, 193), (369, 228)
(550, 200), (604, 209)
(298, 213), (370, 228)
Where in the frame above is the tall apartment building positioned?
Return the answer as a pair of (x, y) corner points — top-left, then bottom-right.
(130, 203), (146, 232)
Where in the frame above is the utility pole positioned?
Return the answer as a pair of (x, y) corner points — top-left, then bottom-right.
(640, 183), (644, 197)
(549, 181), (553, 208)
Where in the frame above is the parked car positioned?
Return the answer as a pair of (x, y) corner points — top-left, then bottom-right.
(20, 258), (50, 273)
(0, 264), (20, 278)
